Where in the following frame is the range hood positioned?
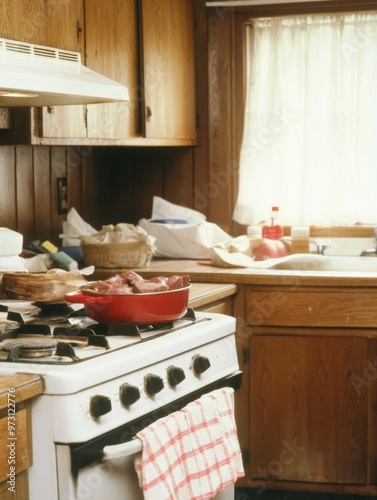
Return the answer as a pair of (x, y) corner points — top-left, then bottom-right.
(0, 38), (129, 107)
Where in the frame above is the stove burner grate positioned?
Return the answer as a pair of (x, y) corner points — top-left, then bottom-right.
(54, 328), (111, 349)
(0, 307), (201, 364)
(88, 308), (198, 336)
(34, 301), (75, 318)
(4, 338), (58, 361)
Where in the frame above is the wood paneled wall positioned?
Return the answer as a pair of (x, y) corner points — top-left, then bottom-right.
(0, 145), (200, 246)
(0, 145), (92, 245)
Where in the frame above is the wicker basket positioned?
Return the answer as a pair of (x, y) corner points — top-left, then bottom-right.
(82, 241), (153, 268)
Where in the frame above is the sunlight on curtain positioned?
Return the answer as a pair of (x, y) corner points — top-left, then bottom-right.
(233, 13), (377, 226)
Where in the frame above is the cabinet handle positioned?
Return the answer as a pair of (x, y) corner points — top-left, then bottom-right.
(76, 21), (82, 41)
(146, 106), (152, 122)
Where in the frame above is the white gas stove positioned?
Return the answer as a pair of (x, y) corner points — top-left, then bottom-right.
(0, 301), (241, 500)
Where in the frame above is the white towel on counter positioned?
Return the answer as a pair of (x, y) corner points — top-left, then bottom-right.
(134, 387), (244, 500)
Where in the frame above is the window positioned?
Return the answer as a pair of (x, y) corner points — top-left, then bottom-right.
(233, 12), (377, 226)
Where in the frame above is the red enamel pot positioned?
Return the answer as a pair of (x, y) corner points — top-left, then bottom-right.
(65, 285), (191, 324)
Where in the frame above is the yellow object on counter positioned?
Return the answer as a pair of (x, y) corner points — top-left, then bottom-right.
(41, 240), (77, 270)
(41, 240), (59, 253)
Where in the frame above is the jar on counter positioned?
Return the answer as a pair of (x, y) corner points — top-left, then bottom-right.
(290, 226), (310, 254)
(247, 225), (262, 255)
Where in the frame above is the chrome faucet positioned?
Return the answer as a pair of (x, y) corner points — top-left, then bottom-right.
(360, 227), (377, 256)
(310, 240), (330, 255)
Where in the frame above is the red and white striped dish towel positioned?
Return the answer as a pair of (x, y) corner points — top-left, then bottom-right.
(134, 387), (244, 500)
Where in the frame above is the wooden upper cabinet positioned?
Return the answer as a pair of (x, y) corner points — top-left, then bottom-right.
(84, 0), (140, 140)
(35, 0), (136, 142)
(0, 0), (87, 141)
(83, 0), (197, 144)
(0, 0), (83, 49)
(139, 0), (196, 142)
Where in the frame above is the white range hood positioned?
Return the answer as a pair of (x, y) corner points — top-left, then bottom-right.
(0, 38), (129, 107)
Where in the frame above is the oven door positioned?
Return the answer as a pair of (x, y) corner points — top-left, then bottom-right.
(56, 371), (242, 500)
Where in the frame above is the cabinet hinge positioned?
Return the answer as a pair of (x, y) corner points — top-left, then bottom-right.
(83, 107), (88, 129)
(146, 106), (152, 123)
(242, 347), (250, 364)
(242, 448), (250, 467)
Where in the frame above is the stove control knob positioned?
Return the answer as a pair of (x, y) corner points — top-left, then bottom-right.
(144, 373), (164, 396)
(90, 395), (112, 419)
(192, 354), (211, 376)
(167, 365), (186, 387)
(120, 383), (140, 407)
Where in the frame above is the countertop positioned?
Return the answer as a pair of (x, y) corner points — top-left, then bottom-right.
(0, 374), (45, 410)
(93, 258), (377, 288)
(187, 282), (238, 308)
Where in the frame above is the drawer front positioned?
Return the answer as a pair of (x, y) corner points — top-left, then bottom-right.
(245, 287), (377, 328)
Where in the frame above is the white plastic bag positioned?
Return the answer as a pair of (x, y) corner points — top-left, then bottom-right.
(137, 197), (231, 259)
(59, 207), (98, 246)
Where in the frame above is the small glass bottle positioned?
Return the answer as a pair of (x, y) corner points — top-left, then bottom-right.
(262, 206), (283, 240)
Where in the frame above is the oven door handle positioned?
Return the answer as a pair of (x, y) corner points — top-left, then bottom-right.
(103, 438), (142, 461)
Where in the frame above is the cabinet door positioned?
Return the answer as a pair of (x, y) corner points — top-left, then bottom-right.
(140, 0), (196, 141)
(0, 0), (82, 49)
(85, 0), (140, 140)
(249, 334), (368, 485)
(37, 0), (87, 139)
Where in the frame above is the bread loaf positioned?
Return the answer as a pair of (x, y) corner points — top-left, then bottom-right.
(1, 269), (87, 303)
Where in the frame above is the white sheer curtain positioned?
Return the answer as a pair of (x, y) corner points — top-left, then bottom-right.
(233, 13), (377, 226)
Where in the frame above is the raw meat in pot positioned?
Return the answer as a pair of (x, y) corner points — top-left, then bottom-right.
(167, 275), (190, 290)
(80, 273), (190, 295)
(149, 276), (168, 285)
(120, 271), (143, 284)
(104, 275), (125, 286)
(84, 281), (114, 294)
(133, 281), (169, 294)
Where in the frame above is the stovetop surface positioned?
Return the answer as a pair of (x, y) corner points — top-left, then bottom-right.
(0, 300), (210, 365)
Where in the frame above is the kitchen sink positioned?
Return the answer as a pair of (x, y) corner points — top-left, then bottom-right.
(266, 254), (377, 272)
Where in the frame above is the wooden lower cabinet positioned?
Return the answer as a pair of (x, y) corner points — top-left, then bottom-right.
(242, 285), (377, 495)
(250, 332), (377, 486)
(0, 375), (45, 500)
(0, 471), (29, 500)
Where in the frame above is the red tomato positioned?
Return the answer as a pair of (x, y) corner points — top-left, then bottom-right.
(253, 239), (287, 261)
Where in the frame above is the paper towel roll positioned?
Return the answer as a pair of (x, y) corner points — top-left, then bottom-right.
(0, 228), (23, 257)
